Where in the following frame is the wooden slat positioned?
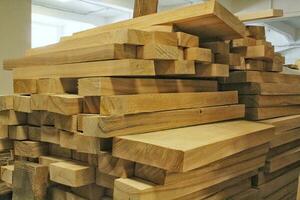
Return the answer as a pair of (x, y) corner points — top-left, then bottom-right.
(237, 9), (283, 22)
(270, 128), (300, 148)
(112, 120), (274, 172)
(83, 104), (245, 138)
(240, 95), (300, 107)
(8, 125), (28, 140)
(0, 165), (14, 185)
(246, 106), (300, 120)
(13, 59), (156, 79)
(0, 96), (14, 111)
(48, 94), (83, 115)
(137, 44), (179, 60)
(13, 79), (37, 94)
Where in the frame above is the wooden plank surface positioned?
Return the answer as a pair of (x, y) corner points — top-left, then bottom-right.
(83, 104), (245, 138)
(270, 128), (300, 148)
(14, 141), (48, 158)
(261, 115), (300, 133)
(133, 0), (158, 18)
(240, 95), (300, 107)
(0, 96), (14, 111)
(48, 94), (83, 115)
(237, 9), (283, 22)
(112, 120), (274, 172)
(246, 106), (300, 120)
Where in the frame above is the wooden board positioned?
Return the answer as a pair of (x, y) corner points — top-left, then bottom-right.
(137, 44), (179, 60)
(154, 60), (195, 75)
(112, 120), (274, 172)
(13, 59), (156, 79)
(237, 9), (283, 22)
(221, 82), (300, 95)
(83, 104), (245, 138)
(261, 115), (300, 133)
(13, 95), (31, 113)
(14, 141), (48, 158)
(240, 95), (300, 107)
(264, 180), (298, 200)
(133, 0), (158, 17)
(31, 94), (49, 111)
(192, 63), (229, 78)
(63, 0), (246, 40)
(246, 106), (300, 120)
(49, 161), (95, 187)
(49, 187), (86, 200)
(1, 165), (14, 185)
(41, 126), (60, 144)
(0, 110), (27, 126)
(59, 130), (78, 150)
(0, 125), (8, 139)
(85, 91), (238, 115)
(54, 114), (77, 132)
(27, 126), (41, 141)
(0, 96), (14, 111)
(8, 125), (28, 140)
(229, 188), (260, 200)
(37, 78), (77, 94)
(76, 134), (102, 154)
(4, 44), (137, 69)
(184, 47), (212, 63)
(13, 79), (37, 94)
(39, 155), (69, 166)
(270, 128), (300, 148)
(48, 94), (83, 115)
(27, 111), (55, 126)
(177, 32), (199, 48)
(78, 77), (218, 96)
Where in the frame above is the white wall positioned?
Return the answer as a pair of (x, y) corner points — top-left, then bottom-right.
(0, 0), (31, 95)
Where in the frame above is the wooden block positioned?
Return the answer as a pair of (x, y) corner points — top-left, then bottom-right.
(8, 125), (28, 140)
(83, 104), (245, 138)
(13, 95), (31, 113)
(240, 95), (300, 107)
(262, 114), (300, 133)
(0, 139), (12, 151)
(71, 184), (104, 200)
(59, 130), (78, 150)
(201, 41), (230, 54)
(270, 128), (300, 148)
(146, 31), (178, 46)
(0, 110), (27, 126)
(83, 97), (100, 114)
(266, 146), (300, 173)
(0, 96), (14, 111)
(49, 187), (86, 200)
(49, 144), (72, 159)
(221, 82), (300, 95)
(237, 9), (283, 22)
(12, 161), (48, 200)
(49, 161), (95, 187)
(214, 53), (230, 64)
(176, 32), (199, 47)
(154, 60), (195, 75)
(246, 106), (300, 120)
(98, 151), (134, 178)
(37, 78), (77, 94)
(48, 94), (83, 115)
(14, 141), (48, 158)
(31, 94), (49, 110)
(133, 0), (158, 17)
(1, 165), (14, 185)
(264, 180), (298, 200)
(54, 114), (77, 132)
(134, 144), (268, 185)
(95, 171), (116, 189)
(231, 37), (256, 48)
(113, 120), (274, 172)
(77, 114), (93, 132)
(184, 47), (212, 63)
(229, 53), (241, 66)
(0, 125), (8, 139)
(93, 91), (238, 115)
(246, 45), (274, 61)
(228, 188), (260, 200)
(4, 44), (137, 69)
(247, 26), (266, 40)
(76, 134), (101, 154)
(41, 126), (60, 144)
(139, 25), (175, 32)
(13, 59), (156, 79)
(192, 63), (229, 77)
(27, 126), (41, 141)
(27, 111), (55, 126)
(78, 77), (218, 96)
(137, 44), (179, 60)
(13, 79), (37, 94)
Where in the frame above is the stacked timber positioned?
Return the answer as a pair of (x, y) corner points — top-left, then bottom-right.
(221, 26), (300, 199)
(0, 0), (287, 199)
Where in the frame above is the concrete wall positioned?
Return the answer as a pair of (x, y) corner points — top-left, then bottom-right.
(0, 0), (31, 95)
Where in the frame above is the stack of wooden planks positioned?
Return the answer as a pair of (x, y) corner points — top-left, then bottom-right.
(0, 0), (297, 199)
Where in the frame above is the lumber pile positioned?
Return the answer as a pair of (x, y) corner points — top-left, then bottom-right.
(0, 0), (297, 199)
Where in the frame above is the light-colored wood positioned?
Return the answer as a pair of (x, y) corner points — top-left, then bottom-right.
(113, 157), (263, 200)
(231, 37), (256, 48)
(76, 134), (101, 154)
(154, 60), (195, 75)
(28, 126), (41, 141)
(201, 41), (229, 54)
(59, 130), (78, 150)
(245, 45), (274, 61)
(27, 111), (55, 126)
(192, 63), (229, 78)
(49, 187), (86, 200)
(49, 144), (72, 159)
(71, 184), (104, 200)
(12, 161), (48, 200)
(90, 91), (238, 115)
(237, 9), (283, 22)
(49, 161), (95, 187)
(135, 144), (269, 185)
(78, 77), (218, 96)
(4, 44), (137, 69)
(13, 79), (37, 94)
(39, 155), (69, 166)
(0, 110), (27, 125)
(37, 78), (77, 94)
(133, 0), (158, 18)
(77, 114), (93, 132)
(0, 96), (14, 111)
(184, 47), (212, 63)
(98, 151), (134, 178)
(13, 95), (31, 113)
(113, 120), (274, 172)
(95, 170), (116, 189)
(247, 25), (266, 40)
(177, 32), (199, 47)
(8, 125), (28, 140)
(0, 139), (12, 151)
(31, 94), (49, 111)
(137, 44), (179, 60)
(48, 94), (83, 115)
(0, 165), (14, 185)
(246, 106), (300, 120)
(13, 59), (156, 79)
(41, 126), (60, 144)
(0, 125), (8, 139)
(83, 104), (245, 138)
(146, 31), (178, 46)
(240, 95), (300, 107)
(269, 127), (300, 148)
(54, 114), (77, 132)
(229, 188), (260, 200)
(14, 141), (48, 158)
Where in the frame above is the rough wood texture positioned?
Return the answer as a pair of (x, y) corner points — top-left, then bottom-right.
(246, 106), (300, 120)
(137, 44), (179, 60)
(13, 79), (37, 94)
(154, 60), (195, 75)
(48, 94), (83, 115)
(240, 95), (300, 107)
(13, 95), (31, 113)
(184, 47), (212, 63)
(177, 32), (199, 47)
(1, 165), (14, 185)
(237, 9), (283, 22)
(0, 125), (8, 139)
(41, 126), (60, 144)
(0, 110), (27, 125)
(8, 125), (28, 140)
(133, 0), (158, 18)
(14, 141), (48, 158)
(59, 130), (78, 150)
(78, 77), (218, 96)
(0, 96), (14, 111)
(83, 105), (245, 138)
(37, 78), (77, 94)
(113, 120), (274, 172)
(54, 114), (77, 132)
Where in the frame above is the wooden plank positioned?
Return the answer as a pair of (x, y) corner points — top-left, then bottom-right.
(245, 45), (274, 61)
(83, 104), (245, 138)
(133, 0), (158, 18)
(270, 128), (300, 148)
(134, 144), (269, 185)
(0, 125), (8, 139)
(192, 63), (229, 78)
(177, 32), (199, 47)
(4, 44), (136, 69)
(70, 1), (246, 40)
(246, 106), (300, 120)
(247, 25), (266, 40)
(237, 9), (283, 22)
(49, 161), (95, 187)
(49, 144), (72, 159)
(14, 141), (48, 158)
(184, 47), (212, 63)
(27, 111), (55, 126)
(231, 37), (256, 48)
(78, 77), (218, 96)
(1, 165), (14, 185)
(37, 78), (77, 94)
(12, 161), (48, 200)
(0, 110), (27, 125)
(240, 95), (300, 107)
(0, 96), (14, 111)
(0, 139), (12, 151)
(59, 130), (78, 150)
(39, 155), (69, 166)
(71, 184), (104, 200)
(154, 60), (195, 75)
(13, 59), (156, 79)
(54, 114), (77, 132)
(96, 171), (116, 189)
(85, 91), (238, 115)
(28, 126), (41, 141)
(98, 151), (134, 178)
(49, 187), (86, 200)
(8, 125), (28, 140)
(201, 41), (229, 54)
(41, 126), (60, 144)
(76, 134), (101, 154)
(221, 82), (300, 95)
(31, 94), (49, 111)
(137, 44), (179, 60)
(114, 157), (263, 200)
(112, 120), (274, 172)
(229, 188), (260, 200)
(48, 94), (83, 115)
(13, 95), (31, 113)
(265, 180), (298, 200)
(13, 79), (37, 94)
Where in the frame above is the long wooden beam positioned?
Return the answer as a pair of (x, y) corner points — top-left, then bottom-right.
(237, 9), (283, 22)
